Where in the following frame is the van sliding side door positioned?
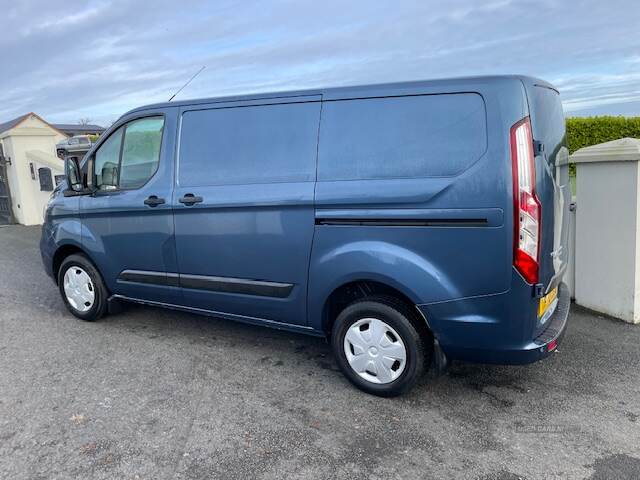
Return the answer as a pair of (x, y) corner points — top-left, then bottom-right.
(171, 96), (322, 326)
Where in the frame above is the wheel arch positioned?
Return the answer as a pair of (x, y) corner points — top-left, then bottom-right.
(52, 243), (95, 284)
(308, 239), (452, 335)
(319, 278), (431, 339)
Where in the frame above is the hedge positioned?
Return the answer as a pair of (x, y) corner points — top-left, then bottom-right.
(566, 116), (640, 154)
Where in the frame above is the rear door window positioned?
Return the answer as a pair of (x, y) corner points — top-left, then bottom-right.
(318, 93), (487, 181)
(529, 86), (566, 166)
(178, 102), (321, 186)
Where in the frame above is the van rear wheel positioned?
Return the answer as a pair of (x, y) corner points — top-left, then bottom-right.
(331, 296), (431, 397)
(58, 254), (108, 321)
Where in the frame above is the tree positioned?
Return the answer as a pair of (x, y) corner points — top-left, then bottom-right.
(78, 118), (92, 126)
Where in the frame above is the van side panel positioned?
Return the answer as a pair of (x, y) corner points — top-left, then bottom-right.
(317, 93), (487, 180)
(308, 78), (529, 332)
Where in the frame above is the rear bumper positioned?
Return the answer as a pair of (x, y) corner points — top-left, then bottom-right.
(418, 281), (571, 365)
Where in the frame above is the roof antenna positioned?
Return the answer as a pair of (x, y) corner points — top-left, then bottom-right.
(168, 66), (206, 102)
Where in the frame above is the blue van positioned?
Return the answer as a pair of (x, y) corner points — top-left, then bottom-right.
(41, 75), (570, 396)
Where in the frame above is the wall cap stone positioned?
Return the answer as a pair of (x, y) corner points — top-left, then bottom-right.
(571, 137), (640, 164)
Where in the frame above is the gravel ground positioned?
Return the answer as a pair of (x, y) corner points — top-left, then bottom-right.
(0, 224), (639, 480)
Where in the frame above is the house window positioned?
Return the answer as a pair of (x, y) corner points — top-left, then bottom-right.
(38, 167), (53, 191)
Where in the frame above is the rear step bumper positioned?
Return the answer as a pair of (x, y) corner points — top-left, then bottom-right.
(533, 282), (570, 347)
(429, 282), (571, 365)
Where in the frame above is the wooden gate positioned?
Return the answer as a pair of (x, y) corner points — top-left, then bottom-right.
(0, 143), (15, 225)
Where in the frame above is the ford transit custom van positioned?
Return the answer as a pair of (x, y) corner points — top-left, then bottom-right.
(41, 75), (571, 396)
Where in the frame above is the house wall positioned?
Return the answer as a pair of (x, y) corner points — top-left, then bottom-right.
(0, 115), (67, 225)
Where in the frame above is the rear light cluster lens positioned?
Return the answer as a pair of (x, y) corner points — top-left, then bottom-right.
(511, 117), (540, 284)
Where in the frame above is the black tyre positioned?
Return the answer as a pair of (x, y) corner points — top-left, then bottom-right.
(331, 295), (432, 397)
(57, 254), (108, 321)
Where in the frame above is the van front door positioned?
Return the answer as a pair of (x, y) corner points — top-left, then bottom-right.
(172, 97), (321, 326)
(80, 109), (181, 305)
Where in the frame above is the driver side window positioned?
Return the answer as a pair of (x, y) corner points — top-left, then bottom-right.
(93, 116), (164, 191)
(94, 127), (123, 190)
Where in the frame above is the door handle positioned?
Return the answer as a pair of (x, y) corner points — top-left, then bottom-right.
(144, 195), (165, 207)
(179, 193), (203, 206)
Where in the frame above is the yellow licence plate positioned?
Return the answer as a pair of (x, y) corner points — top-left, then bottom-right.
(538, 287), (558, 319)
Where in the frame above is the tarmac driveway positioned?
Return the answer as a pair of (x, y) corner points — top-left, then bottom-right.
(0, 225), (639, 480)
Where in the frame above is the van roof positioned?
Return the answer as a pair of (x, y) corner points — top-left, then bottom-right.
(124, 74), (555, 117)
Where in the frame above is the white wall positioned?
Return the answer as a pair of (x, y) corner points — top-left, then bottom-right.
(575, 161), (639, 321)
(571, 137), (640, 324)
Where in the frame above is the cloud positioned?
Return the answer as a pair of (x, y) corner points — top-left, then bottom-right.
(447, 0), (513, 21)
(553, 72), (640, 113)
(24, 3), (107, 34)
(0, 0), (638, 125)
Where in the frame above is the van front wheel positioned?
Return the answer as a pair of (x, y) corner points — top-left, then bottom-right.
(58, 254), (108, 321)
(331, 296), (431, 397)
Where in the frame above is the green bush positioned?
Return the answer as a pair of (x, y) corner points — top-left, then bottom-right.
(566, 116), (640, 153)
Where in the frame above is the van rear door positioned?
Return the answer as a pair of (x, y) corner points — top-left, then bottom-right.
(522, 79), (571, 293)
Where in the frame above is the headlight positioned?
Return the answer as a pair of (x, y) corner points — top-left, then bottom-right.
(43, 190), (57, 219)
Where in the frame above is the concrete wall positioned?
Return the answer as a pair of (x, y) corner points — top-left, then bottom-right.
(0, 115), (66, 225)
(572, 138), (640, 324)
(575, 161), (639, 321)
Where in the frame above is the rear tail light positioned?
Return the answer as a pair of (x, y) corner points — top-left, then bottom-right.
(511, 117), (540, 284)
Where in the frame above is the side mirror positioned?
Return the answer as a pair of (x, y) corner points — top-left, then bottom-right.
(65, 156), (84, 192)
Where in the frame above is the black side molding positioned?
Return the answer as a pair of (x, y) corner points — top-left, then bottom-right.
(117, 270), (293, 298)
(180, 274), (293, 298)
(315, 218), (488, 227)
(118, 270), (179, 287)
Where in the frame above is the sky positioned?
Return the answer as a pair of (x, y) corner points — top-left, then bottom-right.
(1, 0), (639, 127)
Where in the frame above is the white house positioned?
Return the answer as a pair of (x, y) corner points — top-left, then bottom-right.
(0, 113), (70, 225)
